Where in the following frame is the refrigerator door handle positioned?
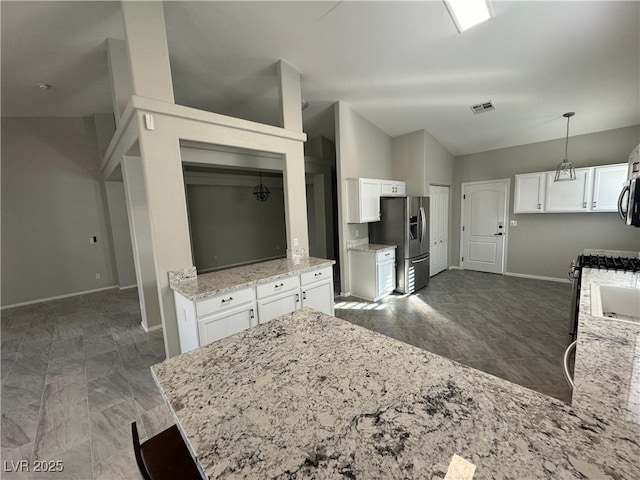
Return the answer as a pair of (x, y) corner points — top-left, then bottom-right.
(419, 207), (427, 245)
(412, 256), (430, 264)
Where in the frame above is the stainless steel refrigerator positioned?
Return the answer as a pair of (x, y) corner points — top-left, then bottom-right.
(369, 196), (430, 294)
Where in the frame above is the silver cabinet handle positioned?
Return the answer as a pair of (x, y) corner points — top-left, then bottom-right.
(537, 203), (541, 209)
(563, 340), (577, 389)
(314, 272), (322, 277)
(593, 201), (596, 208)
(221, 297), (233, 303)
(583, 202), (587, 208)
(302, 291), (307, 300)
(275, 283), (284, 289)
(249, 308), (255, 319)
(295, 293), (300, 303)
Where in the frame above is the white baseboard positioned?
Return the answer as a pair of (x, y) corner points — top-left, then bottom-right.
(119, 284), (137, 291)
(448, 265), (463, 270)
(142, 323), (163, 333)
(504, 271), (570, 284)
(339, 291), (351, 297)
(1, 285), (119, 310)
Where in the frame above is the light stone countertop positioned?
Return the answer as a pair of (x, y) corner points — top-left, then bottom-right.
(571, 262), (640, 427)
(153, 306), (640, 479)
(169, 257), (335, 301)
(348, 243), (397, 253)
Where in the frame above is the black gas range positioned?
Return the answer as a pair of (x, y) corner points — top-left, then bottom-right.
(577, 254), (640, 272)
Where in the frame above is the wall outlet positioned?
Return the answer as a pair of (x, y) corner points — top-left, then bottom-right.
(95, 273), (101, 280)
(509, 220), (518, 227)
(355, 229), (359, 237)
(293, 238), (299, 247)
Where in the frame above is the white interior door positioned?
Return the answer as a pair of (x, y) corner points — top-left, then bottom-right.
(430, 185), (449, 276)
(461, 180), (508, 274)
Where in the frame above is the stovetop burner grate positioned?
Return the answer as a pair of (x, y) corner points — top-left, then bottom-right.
(579, 255), (640, 272)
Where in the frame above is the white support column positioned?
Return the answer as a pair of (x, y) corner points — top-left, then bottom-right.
(277, 60), (309, 258)
(277, 60), (303, 132)
(106, 39), (134, 126)
(282, 143), (310, 259)
(121, 155), (162, 332)
(137, 118), (192, 357)
(121, 1), (174, 103)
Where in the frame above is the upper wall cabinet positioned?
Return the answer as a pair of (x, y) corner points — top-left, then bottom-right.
(544, 167), (591, 212)
(347, 178), (382, 223)
(592, 164), (628, 211)
(381, 180), (406, 197)
(514, 173), (546, 213)
(514, 163), (626, 214)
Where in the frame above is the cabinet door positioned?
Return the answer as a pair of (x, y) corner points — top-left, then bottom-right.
(361, 179), (382, 221)
(381, 181), (395, 196)
(514, 173), (545, 213)
(302, 281), (334, 316)
(198, 304), (256, 347)
(592, 164), (627, 211)
(394, 182), (406, 196)
(257, 291), (300, 324)
(545, 168), (591, 212)
(377, 261), (396, 298)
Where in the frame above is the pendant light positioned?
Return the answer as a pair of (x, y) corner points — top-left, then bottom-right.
(253, 172), (270, 202)
(554, 112), (576, 182)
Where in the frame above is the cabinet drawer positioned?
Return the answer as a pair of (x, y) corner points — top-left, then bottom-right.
(376, 249), (395, 263)
(195, 287), (255, 318)
(301, 266), (332, 285)
(256, 275), (300, 299)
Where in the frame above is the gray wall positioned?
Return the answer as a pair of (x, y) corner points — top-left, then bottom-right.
(452, 125), (640, 279)
(1, 117), (118, 306)
(185, 174), (286, 271)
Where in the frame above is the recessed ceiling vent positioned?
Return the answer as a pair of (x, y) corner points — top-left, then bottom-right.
(470, 101), (495, 114)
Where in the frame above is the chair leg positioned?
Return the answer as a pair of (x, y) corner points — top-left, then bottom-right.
(131, 422), (152, 480)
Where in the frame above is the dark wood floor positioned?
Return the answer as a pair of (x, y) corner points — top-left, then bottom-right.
(335, 269), (573, 404)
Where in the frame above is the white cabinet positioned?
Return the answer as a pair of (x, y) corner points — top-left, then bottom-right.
(544, 168), (591, 212)
(346, 178), (381, 223)
(198, 303), (256, 347)
(257, 276), (301, 324)
(381, 180), (406, 197)
(514, 163), (626, 214)
(300, 266), (334, 315)
(591, 164), (627, 211)
(349, 248), (396, 302)
(429, 185), (449, 276)
(173, 264), (334, 353)
(514, 173), (545, 213)
(175, 285), (257, 352)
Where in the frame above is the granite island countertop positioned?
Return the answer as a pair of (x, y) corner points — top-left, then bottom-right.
(152, 306), (640, 479)
(169, 257), (335, 301)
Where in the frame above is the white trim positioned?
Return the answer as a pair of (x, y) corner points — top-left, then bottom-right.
(119, 284), (137, 291)
(504, 272), (570, 284)
(1, 285), (119, 310)
(142, 323), (163, 333)
(448, 265), (463, 270)
(339, 291), (351, 297)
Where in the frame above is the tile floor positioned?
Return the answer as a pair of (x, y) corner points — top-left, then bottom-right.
(336, 269), (573, 404)
(1, 269), (573, 479)
(1, 288), (173, 479)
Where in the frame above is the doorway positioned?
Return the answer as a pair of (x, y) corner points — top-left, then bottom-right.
(460, 179), (509, 274)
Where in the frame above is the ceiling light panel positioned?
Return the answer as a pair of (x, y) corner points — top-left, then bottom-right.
(445, 0), (495, 33)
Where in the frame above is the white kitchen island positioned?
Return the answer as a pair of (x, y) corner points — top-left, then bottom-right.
(169, 257), (335, 353)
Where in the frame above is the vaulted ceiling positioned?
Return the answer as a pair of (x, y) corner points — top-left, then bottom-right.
(2, 1), (638, 155)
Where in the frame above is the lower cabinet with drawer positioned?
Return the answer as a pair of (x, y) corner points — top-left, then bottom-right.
(173, 264), (335, 353)
(349, 248), (396, 302)
(257, 275), (301, 324)
(300, 266), (334, 315)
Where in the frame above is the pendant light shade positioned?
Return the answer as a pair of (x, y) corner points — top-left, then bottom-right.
(554, 112), (576, 182)
(253, 172), (270, 202)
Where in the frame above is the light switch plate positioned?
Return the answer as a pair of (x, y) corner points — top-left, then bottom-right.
(510, 220), (518, 227)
